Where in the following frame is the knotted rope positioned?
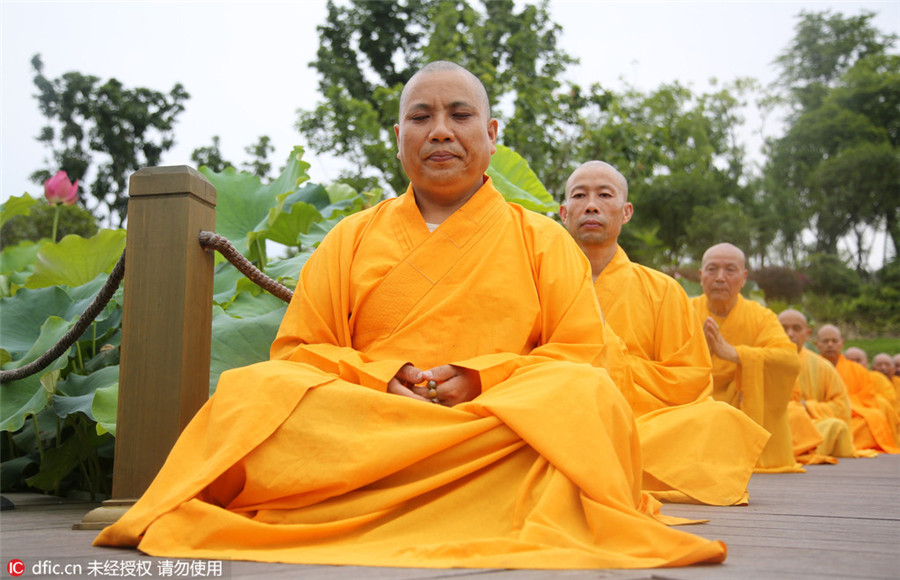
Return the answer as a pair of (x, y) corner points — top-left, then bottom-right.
(0, 232), (293, 384)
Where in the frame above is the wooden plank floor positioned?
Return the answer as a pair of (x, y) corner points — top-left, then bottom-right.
(1, 454), (897, 580)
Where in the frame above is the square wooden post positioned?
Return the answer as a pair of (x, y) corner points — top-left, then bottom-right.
(76, 166), (216, 529)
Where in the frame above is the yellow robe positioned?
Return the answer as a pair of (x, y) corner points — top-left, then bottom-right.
(94, 180), (725, 569)
(691, 295), (802, 473)
(834, 356), (899, 454)
(788, 348), (855, 460)
(595, 247), (767, 505)
(869, 370), (900, 434)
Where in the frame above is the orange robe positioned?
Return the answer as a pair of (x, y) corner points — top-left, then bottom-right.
(869, 370), (900, 432)
(595, 247), (767, 505)
(788, 348), (855, 460)
(94, 180), (725, 569)
(691, 295), (802, 473)
(834, 356), (899, 454)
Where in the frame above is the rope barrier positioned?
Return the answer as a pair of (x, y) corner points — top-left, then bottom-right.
(0, 232), (294, 384)
(0, 250), (127, 384)
(197, 231), (293, 304)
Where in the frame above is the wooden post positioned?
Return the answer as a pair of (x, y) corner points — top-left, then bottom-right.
(75, 166), (216, 530)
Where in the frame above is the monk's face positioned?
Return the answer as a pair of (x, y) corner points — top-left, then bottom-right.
(778, 311), (809, 353)
(394, 69), (497, 207)
(560, 164), (632, 248)
(894, 355), (900, 376)
(699, 245), (747, 310)
(872, 354), (893, 377)
(815, 327), (843, 363)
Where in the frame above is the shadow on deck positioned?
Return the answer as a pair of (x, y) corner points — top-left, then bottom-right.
(1, 454), (897, 580)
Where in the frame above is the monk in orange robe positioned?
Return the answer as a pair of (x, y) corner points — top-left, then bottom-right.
(815, 325), (899, 454)
(560, 161), (767, 506)
(93, 61), (725, 569)
(846, 348), (899, 425)
(874, 353), (900, 402)
(691, 243), (802, 473)
(777, 309), (855, 461)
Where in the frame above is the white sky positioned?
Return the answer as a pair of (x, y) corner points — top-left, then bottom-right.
(1, 0), (898, 205)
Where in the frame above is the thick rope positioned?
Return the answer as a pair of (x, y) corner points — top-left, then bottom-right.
(0, 250), (127, 384)
(198, 231), (294, 304)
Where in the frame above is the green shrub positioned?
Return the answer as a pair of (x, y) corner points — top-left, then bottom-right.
(803, 253), (861, 297)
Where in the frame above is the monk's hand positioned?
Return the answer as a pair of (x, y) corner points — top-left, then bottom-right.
(409, 365), (481, 407)
(387, 363), (430, 402)
(703, 317), (740, 364)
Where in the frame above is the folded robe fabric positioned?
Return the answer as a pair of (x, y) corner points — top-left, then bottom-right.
(691, 295), (803, 473)
(594, 247), (767, 505)
(94, 180), (726, 569)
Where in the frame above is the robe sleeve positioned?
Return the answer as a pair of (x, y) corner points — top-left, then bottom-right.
(805, 365), (852, 422)
(629, 281), (712, 410)
(269, 219), (408, 391)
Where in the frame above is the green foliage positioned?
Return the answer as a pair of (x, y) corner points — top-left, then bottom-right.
(765, 11), (899, 262)
(803, 252), (862, 296)
(30, 54), (189, 227)
(752, 266), (807, 302)
(1, 199), (98, 248)
(190, 136), (234, 174)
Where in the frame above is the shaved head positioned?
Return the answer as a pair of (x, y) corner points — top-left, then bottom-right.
(844, 347), (868, 367)
(702, 243), (746, 268)
(399, 61), (491, 118)
(564, 161), (629, 201)
(777, 309), (810, 353)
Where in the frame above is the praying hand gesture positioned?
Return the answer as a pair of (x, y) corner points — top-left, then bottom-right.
(703, 317), (740, 364)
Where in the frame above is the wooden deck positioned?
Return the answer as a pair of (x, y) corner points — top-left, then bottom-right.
(1, 454), (897, 580)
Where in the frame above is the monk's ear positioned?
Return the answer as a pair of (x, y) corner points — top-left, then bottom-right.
(394, 124), (401, 159)
(559, 203), (569, 225)
(487, 118), (499, 154)
(622, 202), (633, 224)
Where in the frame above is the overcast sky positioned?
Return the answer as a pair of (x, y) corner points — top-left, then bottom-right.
(2, 0), (898, 205)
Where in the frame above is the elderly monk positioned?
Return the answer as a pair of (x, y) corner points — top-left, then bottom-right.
(816, 326), (899, 454)
(560, 161), (767, 505)
(846, 348), (900, 422)
(690, 243), (802, 472)
(777, 310), (855, 461)
(93, 61), (725, 569)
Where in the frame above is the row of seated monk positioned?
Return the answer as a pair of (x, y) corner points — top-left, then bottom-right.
(92, 61), (897, 570)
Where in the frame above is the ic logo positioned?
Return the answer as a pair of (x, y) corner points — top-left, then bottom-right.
(7, 559), (25, 577)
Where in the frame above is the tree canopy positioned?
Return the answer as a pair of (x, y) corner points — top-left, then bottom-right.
(30, 54), (189, 227)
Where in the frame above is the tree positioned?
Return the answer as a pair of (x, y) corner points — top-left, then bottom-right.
(297, 0), (577, 195)
(242, 135), (276, 180)
(190, 136), (234, 173)
(30, 54), (189, 227)
(764, 11), (899, 267)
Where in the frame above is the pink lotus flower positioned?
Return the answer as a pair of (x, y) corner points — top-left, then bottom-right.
(44, 170), (79, 205)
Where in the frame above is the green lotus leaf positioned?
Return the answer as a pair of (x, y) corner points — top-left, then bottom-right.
(1, 241), (41, 277)
(0, 287), (72, 355)
(25, 230), (126, 289)
(487, 144), (556, 214)
(209, 306), (286, 394)
(0, 193), (38, 229)
(0, 376), (51, 432)
(92, 384), (119, 436)
(326, 182), (358, 203)
(201, 146), (311, 258)
(265, 199), (322, 246)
